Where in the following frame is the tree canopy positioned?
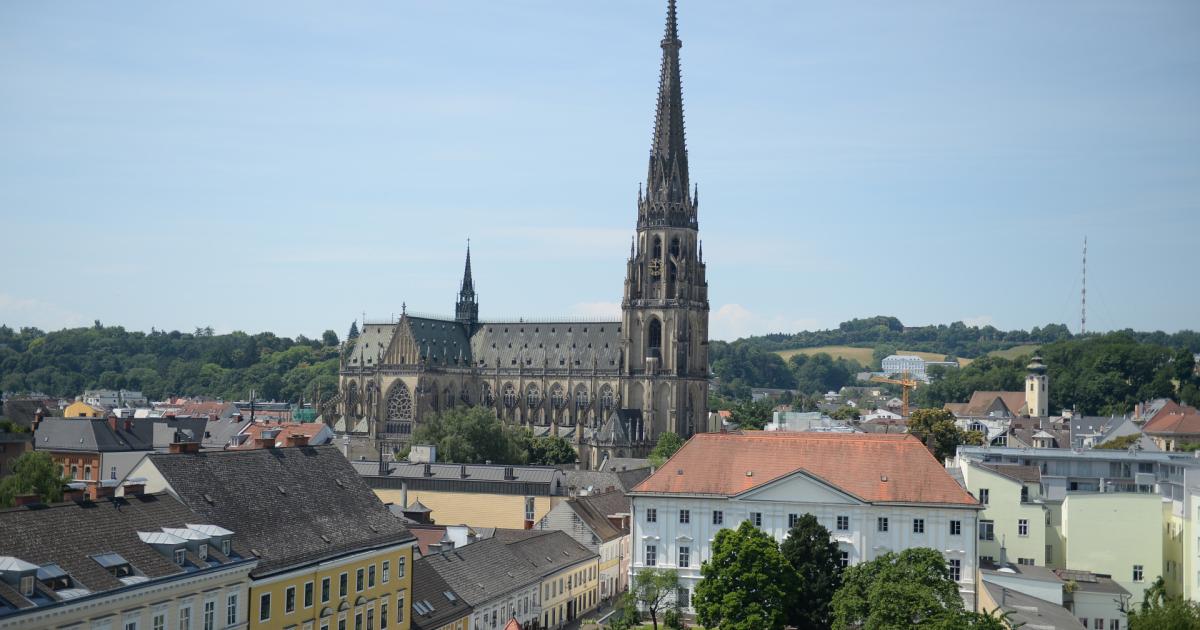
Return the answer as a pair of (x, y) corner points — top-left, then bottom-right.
(630, 568), (679, 630)
(831, 548), (965, 629)
(526, 434), (577, 465)
(694, 521), (798, 630)
(409, 406), (529, 465)
(0, 452), (67, 507)
(780, 513), (842, 629)
(0, 324), (340, 407)
(908, 408), (982, 461)
(648, 432), (685, 467)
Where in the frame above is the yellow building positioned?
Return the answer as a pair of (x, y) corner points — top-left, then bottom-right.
(356, 459), (568, 529)
(64, 399), (106, 418)
(497, 530), (600, 629)
(128, 444), (418, 630)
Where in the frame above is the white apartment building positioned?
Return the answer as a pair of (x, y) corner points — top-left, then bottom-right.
(629, 433), (983, 611)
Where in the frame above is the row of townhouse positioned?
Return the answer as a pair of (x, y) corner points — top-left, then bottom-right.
(628, 432), (984, 612)
(417, 529), (599, 630)
(955, 443), (1200, 607)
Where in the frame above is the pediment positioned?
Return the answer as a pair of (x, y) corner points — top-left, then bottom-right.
(733, 469), (863, 505)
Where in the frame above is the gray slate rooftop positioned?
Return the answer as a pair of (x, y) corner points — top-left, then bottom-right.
(148, 445), (414, 577)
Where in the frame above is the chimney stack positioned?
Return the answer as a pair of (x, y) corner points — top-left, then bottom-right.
(285, 433), (310, 448)
(460, 464), (468, 479)
(168, 440), (200, 454)
(504, 467), (516, 481)
(108, 415), (119, 432)
(91, 480), (118, 500)
(63, 482), (87, 502)
(124, 419), (133, 432)
(33, 408), (45, 432)
(423, 463), (433, 477)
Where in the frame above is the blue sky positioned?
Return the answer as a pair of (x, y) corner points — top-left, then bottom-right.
(2, 1), (1197, 341)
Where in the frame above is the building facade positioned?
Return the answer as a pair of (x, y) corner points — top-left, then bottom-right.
(127, 445), (417, 630)
(330, 0), (711, 464)
(0, 489), (256, 630)
(629, 433), (983, 611)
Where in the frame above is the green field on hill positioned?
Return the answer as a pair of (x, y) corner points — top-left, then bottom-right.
(985, 343), (1041, 360)
(774, 346), (973, 367)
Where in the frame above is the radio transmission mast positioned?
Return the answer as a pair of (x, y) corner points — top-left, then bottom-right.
(1080, 236), (1087, 335)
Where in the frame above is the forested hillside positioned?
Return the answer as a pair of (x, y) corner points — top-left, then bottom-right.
(0, 323), (341, 404)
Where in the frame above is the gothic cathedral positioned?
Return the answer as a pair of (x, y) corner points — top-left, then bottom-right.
(331, 0), (711, 466)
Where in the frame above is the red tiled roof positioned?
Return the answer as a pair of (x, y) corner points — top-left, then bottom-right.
(1144, 411), (1200, 436)
(408, 526), (448, 556)
(229, 422), (327, 449)
(632, 432), (978, 506)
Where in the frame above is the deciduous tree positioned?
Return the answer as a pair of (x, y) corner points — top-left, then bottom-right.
(694, 521), (797, 630)
(631, 568), (679, 630)
(831, 548), (964, 629)
(0, 452), (66, 507)
(780, 513), (842, 629)
(648, 432), (685, 467)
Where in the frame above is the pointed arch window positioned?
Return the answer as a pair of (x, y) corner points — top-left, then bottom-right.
(502, 384), (517, 409)
(600, 385), (615, 412)
(526, 384), (541, 409)
(482, 382), (495, 406)
(348, 381), (362, 419)
(385, 382), (414, 435)
(550, 384), (566, 410)
(574, 385), (590, 409)
(648, 319), (663, 353)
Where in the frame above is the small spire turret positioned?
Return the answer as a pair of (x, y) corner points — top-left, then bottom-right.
(455, 241), (479, 333)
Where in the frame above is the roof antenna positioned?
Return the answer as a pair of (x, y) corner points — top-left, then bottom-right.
(1080, 236), (1087, 335)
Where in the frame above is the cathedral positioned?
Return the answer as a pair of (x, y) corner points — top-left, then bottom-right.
(332, 0), (712, 466)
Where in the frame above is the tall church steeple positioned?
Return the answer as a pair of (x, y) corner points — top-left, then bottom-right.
(621, 0), (710, 442)
(640, 0), (696, 230)
(455, 242), (478, 333)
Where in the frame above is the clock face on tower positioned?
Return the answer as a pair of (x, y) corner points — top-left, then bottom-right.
(648, 259), (663, 277)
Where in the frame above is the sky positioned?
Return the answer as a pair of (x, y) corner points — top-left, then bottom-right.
(1, 1), (1198, 342)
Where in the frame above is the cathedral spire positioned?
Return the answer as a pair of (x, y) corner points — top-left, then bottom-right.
(642, 0), (694, 229)
(455, 241), (478, 332)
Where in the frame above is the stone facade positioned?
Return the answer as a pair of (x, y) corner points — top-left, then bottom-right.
(332, 0), (711, 465)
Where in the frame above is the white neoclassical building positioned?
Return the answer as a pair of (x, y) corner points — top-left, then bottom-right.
(628, 433), (983, 611)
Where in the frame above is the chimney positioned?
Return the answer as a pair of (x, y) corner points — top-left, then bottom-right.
(504, 466), (516, 481)
(33, 408), (45, 432)
(423, 463), (433, 477)
(13, 493), (41, 507)
(256, 429), (280, 449)
(165, 412), (176, 421)
(460, 464), (468, 479)
(63, 482), (87, 502)
(108, 415), (119, 432)
(168, 440), (200, 454)
(400, 481), (408, 510)
(92, 480), (117, 500)
(123, 419), (133, 432)
(285, 433), (310, 447)
(208, 413), (218, 424)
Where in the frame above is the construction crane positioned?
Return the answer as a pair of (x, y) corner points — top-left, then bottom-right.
(870, 371), (918, 417)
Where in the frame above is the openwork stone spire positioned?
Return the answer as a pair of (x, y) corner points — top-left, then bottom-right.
(640, 0), (696, 230)
(455, 241), (478, 331)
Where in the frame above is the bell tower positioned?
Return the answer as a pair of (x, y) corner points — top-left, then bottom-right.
(621, 0), (710, 443)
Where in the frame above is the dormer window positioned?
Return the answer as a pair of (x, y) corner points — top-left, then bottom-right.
(93, 552), (134, 578)
(222, 539), (231, 556)
(19, 575), (34, 596)
(174, 549), (186, 566)
(198, 544), (208, 561)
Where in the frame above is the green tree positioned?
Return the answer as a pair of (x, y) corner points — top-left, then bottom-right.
(1096, 434), (1142, 450)
(829, 406), (861, 421)
(631, 568), (679, 630)
(648, 432), (685, 467)
(729, 399), (775, 430)
(607, 592), (642, 630)
(526, 435), (577, 465)
(0, 452), (67, 507)
(780, 513), (842, 629)
(410, 406), (528, 464)
(908, 408), (972, 461)
(1128, 576), (1200, 629)
(694, 521), (797, 630)
(831, 548), (964, 629)
(321, 330), (340, 347)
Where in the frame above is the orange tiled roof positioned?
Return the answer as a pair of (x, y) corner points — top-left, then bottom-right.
(632, 432), (978, 506)
(229, 421), (326, 449)
(1144, 411), (1200, 436)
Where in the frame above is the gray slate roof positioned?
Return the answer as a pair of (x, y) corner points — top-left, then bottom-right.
(471, 321), (621, 371)
(598, 457), (651, 473)
(346, 322), (397, 368)
(35, 418), (154, 452)
(568, 491), (630, 543)
(978, 580), (1085, 629)
(498, 529), (597, 579)
(0, 493), (253, 614)
(147, 445), (414, 577)
(410, 557), (473, 630)
(419, 538), (542, 607)
(353, 460), (566, 497)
